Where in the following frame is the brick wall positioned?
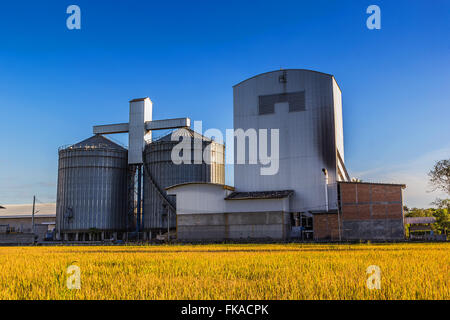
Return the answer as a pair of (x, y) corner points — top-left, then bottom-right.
(338, 182), (405, 240)
(340, 183), (403, 221)
(313, 213), (340, 241)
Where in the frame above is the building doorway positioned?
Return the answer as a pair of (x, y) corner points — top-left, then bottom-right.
(291, 212), (313, 240)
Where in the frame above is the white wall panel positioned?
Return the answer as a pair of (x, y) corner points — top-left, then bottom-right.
(167, 183), (289, 215)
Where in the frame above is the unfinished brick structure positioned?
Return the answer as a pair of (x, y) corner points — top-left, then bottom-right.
(314, 182), (406, 241)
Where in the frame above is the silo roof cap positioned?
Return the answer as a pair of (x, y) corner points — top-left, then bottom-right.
(154, 128), (213, 143)
(68, 135), (127, 151)
(233, 69), (338, 88)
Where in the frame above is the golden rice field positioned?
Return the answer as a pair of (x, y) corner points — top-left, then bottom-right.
(0, 243), (448, 300)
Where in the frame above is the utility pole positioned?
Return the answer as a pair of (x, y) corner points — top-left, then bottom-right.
(31, 195), (36, 237)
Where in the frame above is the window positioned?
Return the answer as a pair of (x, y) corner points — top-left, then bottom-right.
(258, 91), (305, 115)
(258, 95), (276, 114)
(288, 91), (305, 112)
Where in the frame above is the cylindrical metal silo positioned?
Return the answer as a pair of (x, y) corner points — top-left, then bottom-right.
(56, 135), (128, 241)
(142, 129), (225, 233)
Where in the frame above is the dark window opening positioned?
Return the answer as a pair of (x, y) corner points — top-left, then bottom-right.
(258, 91), (305, 115)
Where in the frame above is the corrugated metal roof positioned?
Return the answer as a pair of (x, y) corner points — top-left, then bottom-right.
(225, 190), (294, 200)
(0, 203), (56, 218)
(405, 217), (436, 224)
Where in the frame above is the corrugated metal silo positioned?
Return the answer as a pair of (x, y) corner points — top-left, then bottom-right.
(142, 128), (225, 232)
(56, 135), (128, 240)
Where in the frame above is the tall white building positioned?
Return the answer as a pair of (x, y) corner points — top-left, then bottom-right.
(233, 69), (348, 213)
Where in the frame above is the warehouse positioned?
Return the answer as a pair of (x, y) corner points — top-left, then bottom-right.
(0, 203), (55, 232)
(168, 69), (406, 241)
(0, 203), (55, 243)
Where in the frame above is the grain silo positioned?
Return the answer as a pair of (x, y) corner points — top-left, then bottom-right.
(56, 135), (128, 241)
(142, 128), (225, 235)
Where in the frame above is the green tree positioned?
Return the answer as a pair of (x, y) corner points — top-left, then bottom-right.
(406, 208), (433, 218)
(430, 199), (449, 236)
(428, 159), (450, 194)
(428, 159), (450, 237)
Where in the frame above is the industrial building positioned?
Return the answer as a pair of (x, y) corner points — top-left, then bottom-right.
(55, 69), (406, 242)
(56, 97), (224, 241)
(167, 69), (406, 241)
(0, 203), (55, 243)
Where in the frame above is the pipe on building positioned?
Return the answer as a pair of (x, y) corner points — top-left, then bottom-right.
(322, 168), (328, 212)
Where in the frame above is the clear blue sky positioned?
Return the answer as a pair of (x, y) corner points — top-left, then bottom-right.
(0, 0), (449, 207)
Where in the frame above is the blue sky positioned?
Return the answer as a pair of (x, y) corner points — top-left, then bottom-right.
(0, 0), (449, 207)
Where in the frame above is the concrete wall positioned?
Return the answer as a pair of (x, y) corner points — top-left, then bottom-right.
(168, 183), (231, 214)
(313, 214), (404, 241)
(0, 224), (48, 244)
(341, 219), (404, 240)
(0, 233), (35, 244)
(177, 211), (291, 241)
(168, 183), (290, 214)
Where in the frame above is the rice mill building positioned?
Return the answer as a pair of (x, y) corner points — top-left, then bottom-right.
(167, 69), (406, 241)
(56, 69), (406, 242)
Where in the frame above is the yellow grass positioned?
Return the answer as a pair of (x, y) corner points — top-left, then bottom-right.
(0, 243), (448, 300)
